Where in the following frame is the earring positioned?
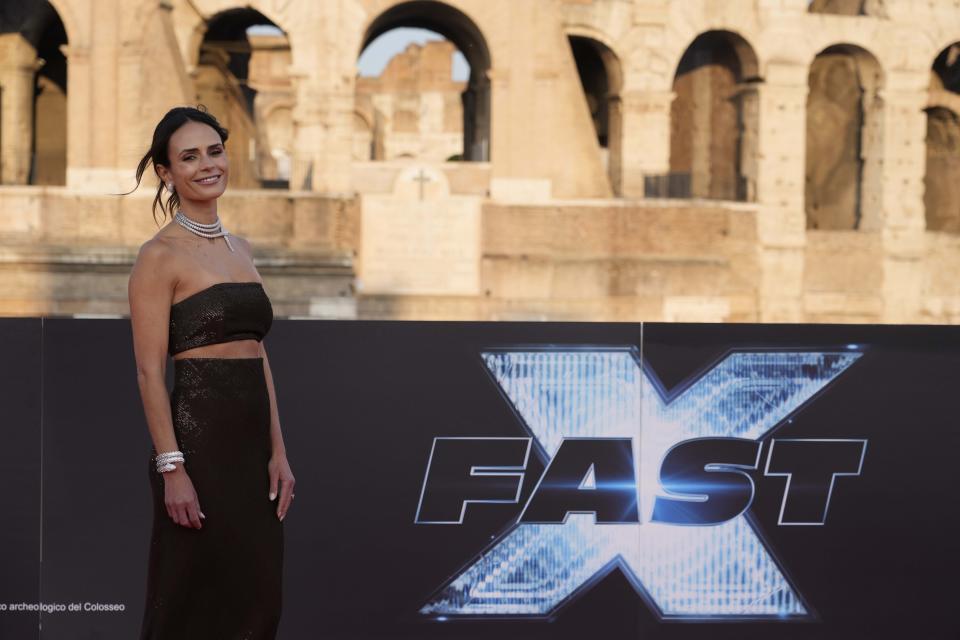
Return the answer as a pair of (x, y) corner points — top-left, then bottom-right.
(166, 183), (174, 193)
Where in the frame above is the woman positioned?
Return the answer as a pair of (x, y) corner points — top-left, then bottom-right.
(127, 105), (294, 639)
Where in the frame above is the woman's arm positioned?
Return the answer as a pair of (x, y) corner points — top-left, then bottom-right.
(262, 334), (296, 522)
(128, 239), (205, 530)
(260, 339), (286, 457)
(129, 240), (179, 456)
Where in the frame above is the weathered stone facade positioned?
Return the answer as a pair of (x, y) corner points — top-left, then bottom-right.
(0, 0), (959, 323)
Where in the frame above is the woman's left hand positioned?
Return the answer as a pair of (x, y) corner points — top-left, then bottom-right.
(268, 452), (296, 521)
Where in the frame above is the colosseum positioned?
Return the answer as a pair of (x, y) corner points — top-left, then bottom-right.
(0, 0), (958, 323)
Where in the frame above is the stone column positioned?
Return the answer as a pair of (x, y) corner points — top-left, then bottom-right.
(754, 63), (808, 322)
(737, 82), (761, 202)
(690, 66), (712, 198)
(879, 86), (928, 323)
(606, 94), (623, 195)
(619, 89), (673, 198)
(290, 82), (353, 193)
(0, 34), (39, 185)
(116, 42), (146, 181)
(63, 0), (140, 193)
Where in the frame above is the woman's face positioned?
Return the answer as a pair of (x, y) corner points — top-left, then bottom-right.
(157, 120), (229, 203)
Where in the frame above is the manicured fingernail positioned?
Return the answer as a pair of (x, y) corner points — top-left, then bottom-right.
(200, 512), (206, 519)
(279, 513), (285, 521)
(269, 492), (276, 500)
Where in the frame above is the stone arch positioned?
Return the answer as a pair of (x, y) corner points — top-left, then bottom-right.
(185, 1), (292, 69)
(668, 30), (761, 201)
(564, 24), (620, 63)
(925, 43), (960, 233)
(44, 0), (81, 49)
(192, 7), (294, 188)
(566, 32), (624, 195)
(261, 99), (295, 123)
(360, 1), (492, 161)
(258, 100), (295, 184)
(198, 9), (283, 110)
(352, 109), (376, 161)
(805, 43), (884, 230)
(0, 0), (68, 185)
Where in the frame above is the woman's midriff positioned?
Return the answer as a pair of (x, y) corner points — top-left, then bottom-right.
(172, 338), (262, 361)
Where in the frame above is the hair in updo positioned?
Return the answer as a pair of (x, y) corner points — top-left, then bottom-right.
(130, 105), (229, 226)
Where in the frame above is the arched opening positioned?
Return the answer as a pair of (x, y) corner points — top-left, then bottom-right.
(351, 109), (377, 161)
(805, 44), (884, 230)
(259, 102), (293, 188)
(925, 44), (960, 233)
(196, 9), (293, 188)
(568, 35), (623, 195)
(359, 1), (491, 162)
(666, 31), (760, 201)
(0, 1), (67, 185)
(356, 31), (465, 162)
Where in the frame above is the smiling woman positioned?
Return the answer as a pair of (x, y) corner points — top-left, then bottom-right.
(126, 105), (293, 639)
(130, 105), (231, 226)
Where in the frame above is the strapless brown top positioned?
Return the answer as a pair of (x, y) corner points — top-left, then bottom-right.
(168, 281), (273, 356)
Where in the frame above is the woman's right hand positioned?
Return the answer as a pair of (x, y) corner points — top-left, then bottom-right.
(163, 466), (206, 529)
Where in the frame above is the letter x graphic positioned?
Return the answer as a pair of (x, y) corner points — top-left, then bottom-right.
(420, 347), (861, 619)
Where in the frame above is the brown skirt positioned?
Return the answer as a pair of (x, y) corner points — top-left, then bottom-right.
(140, 357), (283, 639)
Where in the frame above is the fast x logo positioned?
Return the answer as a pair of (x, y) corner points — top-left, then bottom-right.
(415, 348), (866, 619)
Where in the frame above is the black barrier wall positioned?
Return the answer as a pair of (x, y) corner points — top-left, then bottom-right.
(2, 319), (958, 639)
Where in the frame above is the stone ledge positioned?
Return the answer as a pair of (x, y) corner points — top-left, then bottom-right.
(482, 253), (728, 264)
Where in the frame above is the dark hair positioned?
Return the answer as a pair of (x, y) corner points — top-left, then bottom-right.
(128, 105), (229, 226)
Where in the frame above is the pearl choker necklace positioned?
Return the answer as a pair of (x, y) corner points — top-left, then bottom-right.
(175, 210), (234, 252)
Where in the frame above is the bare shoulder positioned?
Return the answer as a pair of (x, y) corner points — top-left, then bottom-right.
(133, 237), (173, 273)
(138, 235), (172, 259)
(129, 237), (176, 298)
(136, 222), (192, 271)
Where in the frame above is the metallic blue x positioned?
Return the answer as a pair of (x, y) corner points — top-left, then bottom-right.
(420, 347), (861, 619)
